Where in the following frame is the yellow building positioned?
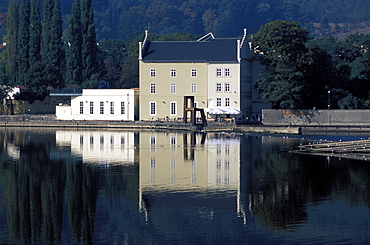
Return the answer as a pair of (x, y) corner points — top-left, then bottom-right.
(139, 30), (270, 121)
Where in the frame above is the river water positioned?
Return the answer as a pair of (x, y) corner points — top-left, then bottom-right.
(0, 128), (369, 244)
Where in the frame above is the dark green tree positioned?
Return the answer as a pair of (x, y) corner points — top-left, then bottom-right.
(81, 0), (99, 88)
(17, 0), (30, 84)
(42, 0), (54, 61)
(66, 0), (83, 87)
(29, 0), (42, 65)
(253, 20), (312, 109)
(5, 0), (19, 84)
(46, 0), (65, 89)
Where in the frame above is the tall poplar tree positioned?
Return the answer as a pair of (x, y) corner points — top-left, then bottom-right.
(48, 0), (65, 88)
(66, 0), (83, 86)
(17, 0), (30, 84)
(81, 0), (99, 88)
(42, 0), (53, 62)
(5, 0), (19, 84)
(29, 0), (41, 65)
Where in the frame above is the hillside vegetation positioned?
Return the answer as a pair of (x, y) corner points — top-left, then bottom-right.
(1, 0), (370, 40)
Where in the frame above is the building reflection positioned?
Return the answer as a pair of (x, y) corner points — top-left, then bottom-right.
(55, 130), (138, 165)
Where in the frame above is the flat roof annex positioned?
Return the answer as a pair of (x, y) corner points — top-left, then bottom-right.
(141, 38), (240, 63)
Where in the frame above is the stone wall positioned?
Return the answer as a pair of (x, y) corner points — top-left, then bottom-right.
(262, 109), (370, 126)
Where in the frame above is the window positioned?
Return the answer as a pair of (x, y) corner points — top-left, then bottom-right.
(191, 83), (197, 94)
(170, 69), (176, 77)
(216, 68), (222, 77)
(150, 102), (156, 115)
(216, 83), (222, 92)
(225, 83), (231, 92)
(225, 98), (230, 106)
(100, 101), (104, 114)
(90, 102), (94, 114)
(121, 102), (125, 114)
(191, 69), (197, 77)
(110, 102), (114, 114)
(150, 69), (156, 77)
(170, 83), (176, 94)
(80, 101), (84, 114)
(150, 83), (156, 93)
(216, 98), (221, 106)
(225, 68), (230, 77)
(170, 102), (176, 116)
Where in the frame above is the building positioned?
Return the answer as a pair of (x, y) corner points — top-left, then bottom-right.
(54, 89), (139, 121)
(139, 30), (270, 121)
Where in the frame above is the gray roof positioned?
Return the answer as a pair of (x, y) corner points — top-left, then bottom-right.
(141, 38), (240, 63)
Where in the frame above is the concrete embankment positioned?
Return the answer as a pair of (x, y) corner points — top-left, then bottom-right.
(1, 115), (369, 135)
(0, 115), (301, 134)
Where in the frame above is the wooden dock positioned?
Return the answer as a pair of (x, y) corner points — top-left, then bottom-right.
(292, 139), (370, 161)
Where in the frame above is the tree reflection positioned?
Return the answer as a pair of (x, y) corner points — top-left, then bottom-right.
(242, 136), (370, 231)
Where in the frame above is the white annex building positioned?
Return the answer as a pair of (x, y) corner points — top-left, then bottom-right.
(54, 89), (139, 121)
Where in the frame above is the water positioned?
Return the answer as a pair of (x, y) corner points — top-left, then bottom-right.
(0, 128), (369, 244)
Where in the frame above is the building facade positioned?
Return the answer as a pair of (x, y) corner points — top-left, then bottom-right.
(139, 30), (270, 121)
(55, 89), (139, 121)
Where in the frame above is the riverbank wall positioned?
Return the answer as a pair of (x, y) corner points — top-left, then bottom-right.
(1, 114), (370, 135)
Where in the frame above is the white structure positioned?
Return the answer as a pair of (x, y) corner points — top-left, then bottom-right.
(55, 89), (139, 121)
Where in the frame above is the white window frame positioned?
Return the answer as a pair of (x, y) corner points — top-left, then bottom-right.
(216, 68), (222, 77)
(100, 101), (104, 114)
(149, 102), (156, 116)
(170, 83), (176, 94)
(225, 83), (231, 92)
(216, 83), (222, 92)
(170, 69), (176, 77)
(150, 83), (156, 94)
(216, 98), (221, 106)
(191, 69), (197, 77)
(110, 102), (114, 114)
(170, 101), (177, 116)
(224, 68), (231, 77)
(90, 101), (94, 114)
(191, 83), (197, 94)
(80, 101), (84, 114)
(121, 102), (125, 114)
(225, 98), (230, 107)
(150, 69), (156, 77)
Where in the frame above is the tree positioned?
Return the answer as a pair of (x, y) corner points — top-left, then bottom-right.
(81, 0), (99, 88)
(17, 0), (30, 84)
(253, 20), (312, 109)
(5, 0), (19, 84)
(66, 0), (83, 87)
(29, 0), (42, 65)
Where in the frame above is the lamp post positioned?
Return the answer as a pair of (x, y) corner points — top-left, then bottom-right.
(327, 90), (331, 109)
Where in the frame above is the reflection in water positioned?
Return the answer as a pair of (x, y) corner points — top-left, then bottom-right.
(0, 128), (370, 244)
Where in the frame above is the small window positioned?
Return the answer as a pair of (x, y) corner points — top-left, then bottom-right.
(225, 98), (230, 107)
(216, 98), (221, 106)
(225, 68), (230, 77)
(121, 102), (125, 114)
(150, 102), (156, 115)
(170, 83), (176, 94)
(170, 102), (177, 115)
(150, 83), (156, 94)
(110, 102), (114, 114)
(90, 101), (94, 114)
(80, 101), (84, 114)
(191, 69), (197, 77)
(191, 83), (197, 94)
(100, 101), (104, 114)
(216, 68), (222, 77)
(216, 83), (222, 92)
(225, 83), (231, 92)
(170, 69), (176, 77)
(150, 69), (156, 77)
